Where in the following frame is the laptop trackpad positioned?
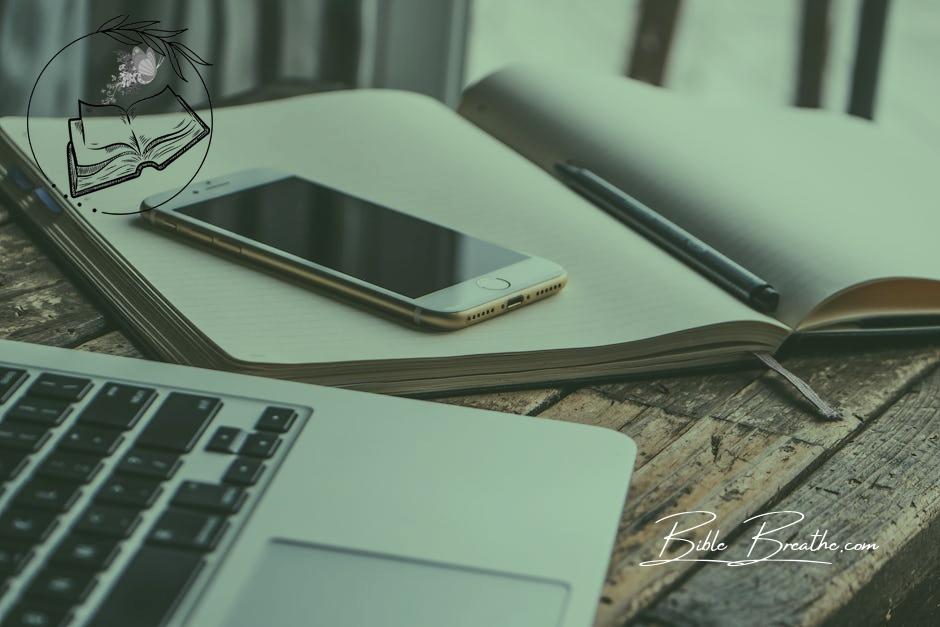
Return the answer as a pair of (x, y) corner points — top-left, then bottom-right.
(224, 540), (569, 627)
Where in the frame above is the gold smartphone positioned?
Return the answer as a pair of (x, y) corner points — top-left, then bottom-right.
(141, 169), (567, 330)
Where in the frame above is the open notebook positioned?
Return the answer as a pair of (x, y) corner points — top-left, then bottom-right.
(67, 86), (209, 197)
(2, 65), (938, 394)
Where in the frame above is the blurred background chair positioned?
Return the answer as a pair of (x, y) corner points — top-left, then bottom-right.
(2, 0), (935, 145)
(0, 0), (469, 116)
(465, 0), (937, 144)
(625, 0), (890, 119)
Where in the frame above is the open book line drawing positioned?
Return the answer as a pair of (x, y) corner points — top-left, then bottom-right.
(66, 86), (209, 197)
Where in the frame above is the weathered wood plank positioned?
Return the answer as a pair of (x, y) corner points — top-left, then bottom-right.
(643, 362), (940, 627)
(0, 222), (110, 347)
(590, 366), (762, 420)
(869, 564), (940, 626)
(438, 387), (566, 416)
(540, 369), (762, 470)
(584, 342), (940, 626)
(74, 330), (145, 359)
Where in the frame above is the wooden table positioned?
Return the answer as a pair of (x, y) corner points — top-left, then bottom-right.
(3, 203), (939, 626)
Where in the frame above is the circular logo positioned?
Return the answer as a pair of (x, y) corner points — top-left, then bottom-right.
(26, 15), (213, 215)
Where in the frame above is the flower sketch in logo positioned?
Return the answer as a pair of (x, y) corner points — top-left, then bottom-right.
(100, 46), (164, 104)
(26, 15), (214, 215)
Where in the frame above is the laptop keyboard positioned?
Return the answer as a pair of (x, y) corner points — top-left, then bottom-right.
(0, 364), (309, 627)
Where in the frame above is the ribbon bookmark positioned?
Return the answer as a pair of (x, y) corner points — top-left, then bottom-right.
(754, 352), (842, 421)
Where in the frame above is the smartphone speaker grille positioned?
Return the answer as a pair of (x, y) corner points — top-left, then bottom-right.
(465, 281), (562, 324)
(534, 283), (562, 297)
(467, 306), (497, 322)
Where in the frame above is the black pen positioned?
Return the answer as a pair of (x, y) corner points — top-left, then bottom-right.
(554, 162), (779, 314)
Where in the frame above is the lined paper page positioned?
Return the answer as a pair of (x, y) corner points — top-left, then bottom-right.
(3, 90), (780, 366)
(462, 66), (940, 328)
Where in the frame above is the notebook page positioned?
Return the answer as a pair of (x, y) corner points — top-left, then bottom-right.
(2, 90), (781, 366)
(461, 66), (940, 328)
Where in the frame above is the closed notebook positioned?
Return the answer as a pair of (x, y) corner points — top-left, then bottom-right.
(2, 65), (939, 394)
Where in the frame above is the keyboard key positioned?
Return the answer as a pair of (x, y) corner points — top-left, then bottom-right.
(0, 450), (29, 482)
(38, 452), (102, 484)
(0, 509), (57, 543)
(59, 425), (123, 456)
(2, 602), (72, 627)
(239, 433), (281, 459)
(28, 373), (92, 403)
(96, 475), (162, 509)
(0, 542), (33, 577)
(6, 397), (71, 426)
(0, 368), (27, 404)
(75, 505), (140, 539)
(78, 383), (156, 430)
(147, 509), (227, 551)
(50, 534), (119, 571)
(26, 567), (97, 603)
(14, 478), (82, 512)
(136, 393), (221, 453)
(171, 481), (245, 515)
(205, 426), (245, 454)
(0, 421), (49, 452)
(222, 457), (265, 486)
(255, 406), (298, 433)
(116, 449), (180, 480)
(89, 547), (204, 627)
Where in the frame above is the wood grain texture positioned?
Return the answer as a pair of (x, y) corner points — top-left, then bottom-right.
(590, 367), (763, 420)
(439, 387), (566, 415)
(583, 341), (940, 626)
(540, 369), (764, 469)
(643, 362), (940, 626)
(74, 330), (145, 359)
(0, 221), (110, 347)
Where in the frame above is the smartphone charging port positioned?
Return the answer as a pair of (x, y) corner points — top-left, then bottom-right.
(506, 295), (525, 309)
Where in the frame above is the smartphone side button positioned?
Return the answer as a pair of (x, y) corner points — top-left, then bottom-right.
(213, 236), (241, 254)
(178, 225), (211, 244)
(153, 216), (177, 231)
(476, 277), (511, 290)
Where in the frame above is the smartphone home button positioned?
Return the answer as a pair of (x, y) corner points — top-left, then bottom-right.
(476, 277), (511, 290)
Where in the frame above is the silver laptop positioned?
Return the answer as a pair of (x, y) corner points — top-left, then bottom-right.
(0, 339), (635, 627)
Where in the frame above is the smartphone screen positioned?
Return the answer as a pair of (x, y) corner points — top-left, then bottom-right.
(174, 176), (527, 298)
